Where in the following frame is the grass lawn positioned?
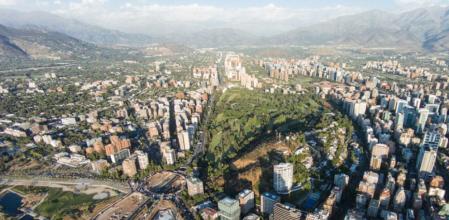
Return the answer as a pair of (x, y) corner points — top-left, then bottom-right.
(0, 185), (10, 194)
(12, 186), (48, 195)
(35, 188), (97, 219)
(288, 75), (321, 87)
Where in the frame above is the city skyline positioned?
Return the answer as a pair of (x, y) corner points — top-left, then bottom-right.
(2, 0), (449, 219)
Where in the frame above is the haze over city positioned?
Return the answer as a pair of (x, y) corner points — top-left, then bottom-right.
(1, 0), (448, 35)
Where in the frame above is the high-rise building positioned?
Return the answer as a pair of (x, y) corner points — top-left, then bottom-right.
(388, 97), (397, 112)
(160, 142), (176, 165)
(416, 108), (429, 132)
(412, 98), (421, 109)
(393, 187), (406, 212)
(395, 99), (408, 114)
(440, 107), (448, 123)
(349, 101), (367, 119)
(417, 131), (440, 179)
(367, 199), (380, 218)
(416, 148), (437, 179)
(164, 148), (176, 165)
(334, 173), (349, 189)
(330, 186), (343, 203)
(428, 94), (437, 104)
(370, 144), (389, 171)
(122, 157), (137, 177)
(261, 192), (280, 215)
(345, 209), (366, 220)
(412, 192), (422, 209)
(187, 177), (204, 196)
(422, 131), (442, 149)
(272, 203), (302, 220)
(135, 150), (149, 169)
(390, 156), (397, 169)
(110, 148), (130, 164)
(379, 188), (391, 209)
(218, 197), (241, 220)
(273, 163), (294, 194)
(224, 54), (243, 81)
(395, 112), (404, 130)
(356, 193), (369, 208)
(403, 106), (417, 128)
(237, 189), (255, 215)
(147, 122), (160, 139)
(323, 188), (338, 215)
(177, 130), (191, 151)
(242, 213), (260, 220)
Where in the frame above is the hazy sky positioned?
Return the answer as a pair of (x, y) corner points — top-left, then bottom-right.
(0, 0), (448, 35)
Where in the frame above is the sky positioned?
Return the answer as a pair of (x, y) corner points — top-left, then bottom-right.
(0, 0), (448, 35)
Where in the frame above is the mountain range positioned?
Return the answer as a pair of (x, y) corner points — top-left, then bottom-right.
(0, 24), (97, 61)
(0, 6), (448, 60)
(269, 6), (449, 51)
(164, 28), (258, 48)
(0, 9), (156, 47)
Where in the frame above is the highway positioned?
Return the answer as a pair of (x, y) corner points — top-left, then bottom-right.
(0, 175), (131, 193)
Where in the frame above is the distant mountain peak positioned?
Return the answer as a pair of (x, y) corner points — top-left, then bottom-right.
(0, 8), (156, 46)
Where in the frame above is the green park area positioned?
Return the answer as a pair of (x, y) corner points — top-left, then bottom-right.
(11, 186), (115, 220)
(36, 188), (95, 219)
(199, 88), (323, 193)
(206, 88), (321, 165)
(194, 87), (356, 206)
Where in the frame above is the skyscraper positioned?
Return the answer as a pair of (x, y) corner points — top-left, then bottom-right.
(367, 199), (380, 218)
(395, 99), (408, 114)
(403, 105), (417, 128)
(422, 131), (442, 149)
(415, 130), (441, 178)
(416, 148), (437, 179)
(349, 101), (367, 119)
(261, 192), (280, 215)
(395, 112), (404, 130)
(393, 187), (406, 212)
(218, 197), (241, 220)
(440, 107), (447, 123)
(273, 163), (294, 194)
(237, 189), (255, 215)
(416, 108), (429, 132)
(412, 97), (421, 109)
(177, 130), (191, 151)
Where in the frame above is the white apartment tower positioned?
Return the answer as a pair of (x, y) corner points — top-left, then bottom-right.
(273, 163), (294, 194)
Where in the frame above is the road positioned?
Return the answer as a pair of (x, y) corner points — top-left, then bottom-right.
(185, 91), (216, 166)
(135, 181), (194, 220)
(0, 176), (131, 194)
(0, 63), (75, 73)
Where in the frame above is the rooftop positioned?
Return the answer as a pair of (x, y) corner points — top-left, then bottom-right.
(219, 197), (238, 206)
(262, 192), (279, 200)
